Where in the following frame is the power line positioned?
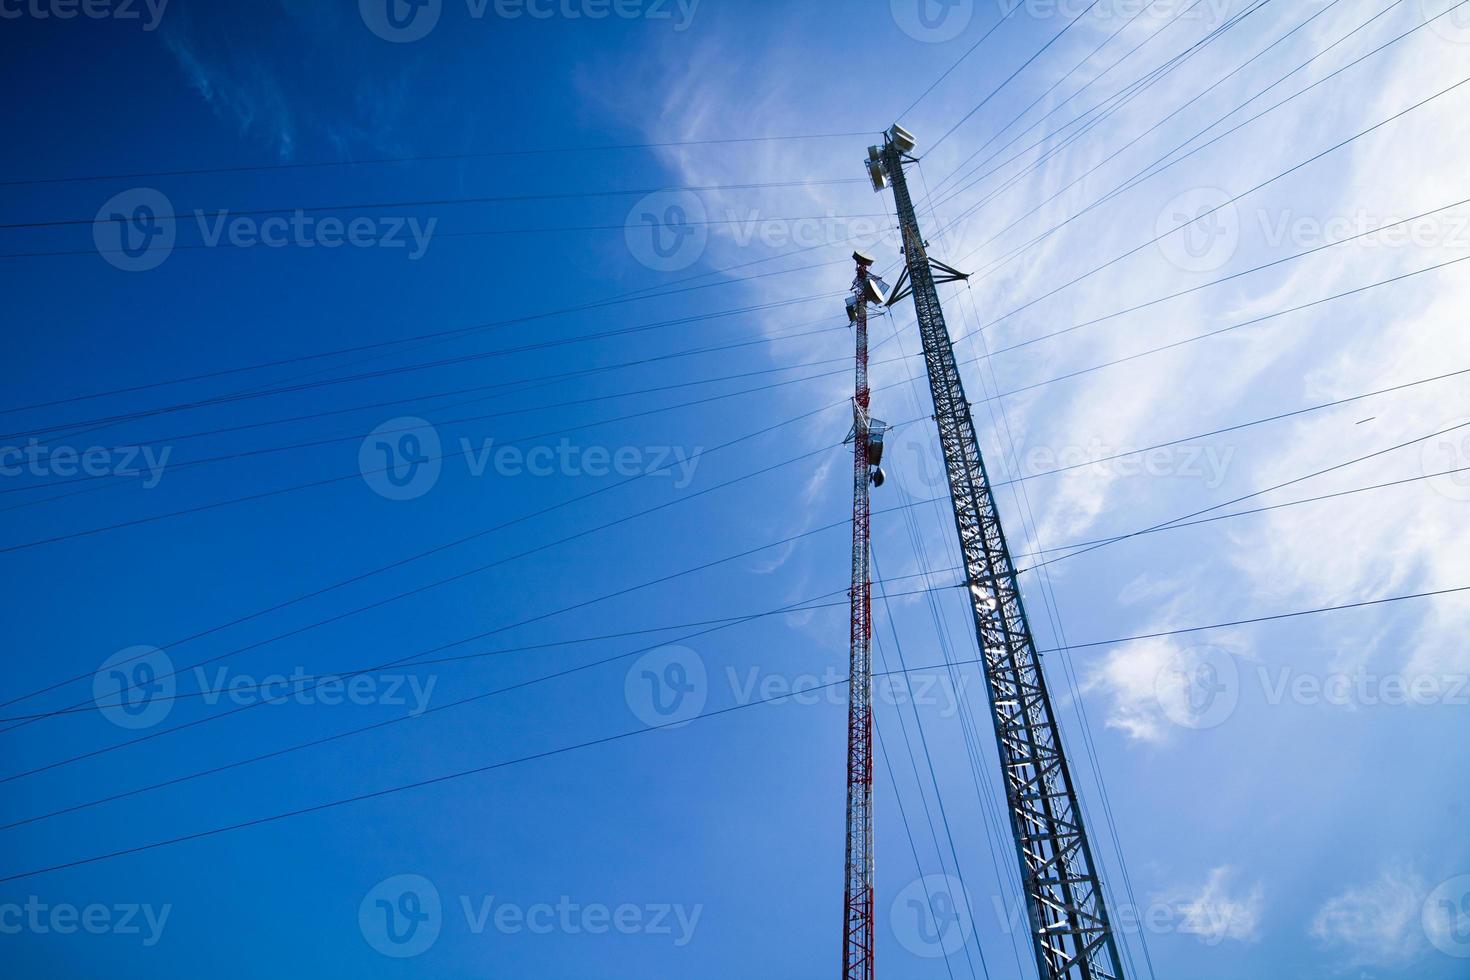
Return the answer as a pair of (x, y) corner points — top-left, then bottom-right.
(983, 197), (1470, 360)
(972, 254), (1470, 406)
(0, 326), (862, 499)
(0, 396), (865, 715)
(0, 177), (868, 232)
(872, 546), (992, 978)
(0, 577), (962, 829)
(896, 0), (1026, 121)
(1017, 463), (1470, 566)
(9, 262), (1456, 724)
(1, 289), (837, 440)
(922, 0), (1195, 202)
(4, 582), (1463, 884)
(1027, 417), (1470, 573)
(0, 679), (853, 885)
(929, 0), (1321, 221)
(928, 0), (1107, 155)
(955, 24), (1470, 318)
(953, 0), (1442, 278)
(0, 240), (856, 425)
(0, 212), (888, 262)
(0, 131), (875, 190)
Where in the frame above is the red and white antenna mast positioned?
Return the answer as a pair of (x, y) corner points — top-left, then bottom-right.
(842, 250), (888, 980)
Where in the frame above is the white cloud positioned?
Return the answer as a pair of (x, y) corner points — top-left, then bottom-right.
(1171, 865), (1266, 946)
(1310, 867), (1429, 967)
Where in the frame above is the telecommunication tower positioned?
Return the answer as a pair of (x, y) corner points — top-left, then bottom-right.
(841, 250), (888, 980)
(865, 123), (1126, 980)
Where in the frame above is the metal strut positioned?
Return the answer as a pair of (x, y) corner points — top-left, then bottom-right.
(841, 251), (878, 980)
(869, 125), (1126, 980)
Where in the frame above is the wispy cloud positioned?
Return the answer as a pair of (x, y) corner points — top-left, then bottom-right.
(162, 28), (298, 160)
(1165, 865), (1266, 946)
(1310, 866), (1428, 967)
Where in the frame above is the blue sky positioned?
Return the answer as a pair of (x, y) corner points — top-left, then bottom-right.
(2, 1), (1469, 977)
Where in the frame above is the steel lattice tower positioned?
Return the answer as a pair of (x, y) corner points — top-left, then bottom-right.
(866, 125), (1127, 980)
(841, 252), (880, 980)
